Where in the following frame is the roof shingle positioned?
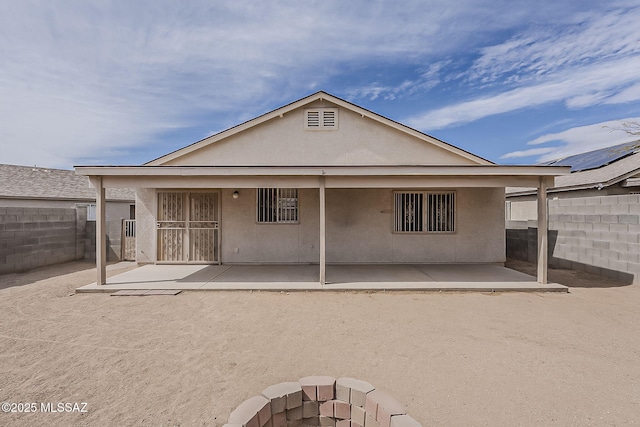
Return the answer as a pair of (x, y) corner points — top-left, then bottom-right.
(0, 164), (134, 201)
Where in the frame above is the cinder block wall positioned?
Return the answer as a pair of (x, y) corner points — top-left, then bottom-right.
(506, 194), (640, 282)
(0, 207), (87, 274)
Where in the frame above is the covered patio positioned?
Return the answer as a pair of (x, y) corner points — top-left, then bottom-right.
(76, 165), (567, 290)
(76, 263), (568, 292)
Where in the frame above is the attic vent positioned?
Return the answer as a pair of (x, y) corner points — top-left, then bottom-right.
(305, 108), (338, 130)
(307, 111), (320, 127)
(323, 110), (335, 127)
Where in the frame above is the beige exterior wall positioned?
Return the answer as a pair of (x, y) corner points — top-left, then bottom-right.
(221, 188), (320, 263)
(135, 188), (157, 264)
(134, 187), (505, 264)
(162, 101), (479, 167)
(325, 187), (505, 263)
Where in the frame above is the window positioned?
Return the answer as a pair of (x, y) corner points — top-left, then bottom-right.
(87, 204), (96, 221)
(426, 192), (455, 232)
(257, 188), (299, 223)
(393, 191), (455, 233)
(394, 192), (423, 232)
(304, 108), (338, 130)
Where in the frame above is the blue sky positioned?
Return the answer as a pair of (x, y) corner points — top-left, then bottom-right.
(1, 0), (640, 169)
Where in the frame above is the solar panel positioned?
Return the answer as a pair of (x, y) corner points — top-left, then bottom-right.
(542, 141), (640, 172)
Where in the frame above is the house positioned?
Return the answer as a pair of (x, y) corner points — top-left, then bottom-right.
(505, 141), (640, 282)
(0, 164), (135, 274)
(75, 91), (567, 286)
(506, 141), (640, 220)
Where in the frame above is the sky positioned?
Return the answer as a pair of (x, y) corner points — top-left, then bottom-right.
(1, 0), (640, 169)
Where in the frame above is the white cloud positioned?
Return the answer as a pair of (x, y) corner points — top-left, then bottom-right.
(345, 60), (453, 101)
(501, 117), (640, 162)
(500, 147), (558, 159)
(406, 55), (640, 130)
(1, 1), (639, 168)
(603, 83), (640, 105)
(467, 7), (640, 85)
(406, 6), (640, 131)
(1, 0), (520, 168)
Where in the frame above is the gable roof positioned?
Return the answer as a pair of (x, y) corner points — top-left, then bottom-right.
(0, 164), (135, 202)
(145, 91), (493, 166)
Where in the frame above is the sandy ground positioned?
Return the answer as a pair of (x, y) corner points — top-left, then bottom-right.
(0, 261), (639, 427)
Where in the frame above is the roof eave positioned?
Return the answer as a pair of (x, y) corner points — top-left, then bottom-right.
(75, 164), (570, 177)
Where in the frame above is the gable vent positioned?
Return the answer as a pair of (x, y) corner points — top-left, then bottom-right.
(305, 108), (338, 130)
(307, 111), (320, 127)
(323, 110), (335, 127)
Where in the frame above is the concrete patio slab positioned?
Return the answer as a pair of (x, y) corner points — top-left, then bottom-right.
(411, 264), (537, 282)
(107, 264), (232, 286)
(76, 264), (568, 293)
(327, 264), (435, 283)
(212, 264), (319, 282)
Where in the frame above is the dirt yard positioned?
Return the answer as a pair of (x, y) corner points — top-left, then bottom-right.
(0, 261), (638, 426)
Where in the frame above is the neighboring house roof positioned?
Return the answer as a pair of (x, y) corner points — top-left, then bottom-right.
(507, 140), (640, 196)
(145, 91), (494, 166)
(540, 141), (640, 172)
(0, 164), (135, 202)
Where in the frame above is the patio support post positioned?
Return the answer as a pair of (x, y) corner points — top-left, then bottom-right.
(319, 176), (326, 285)
(537, 176), (549, 284)
(89, 176), (107, 285)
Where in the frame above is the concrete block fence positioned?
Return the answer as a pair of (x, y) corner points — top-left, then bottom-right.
(0, 207), (86, 275)
(506, 194), (640, 283)
(0, 205), (125, 275)
(225, 376), (421, 427)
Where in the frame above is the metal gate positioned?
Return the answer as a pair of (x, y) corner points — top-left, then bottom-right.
(157, 191), (220, 263)
(122, 219), (136, 260)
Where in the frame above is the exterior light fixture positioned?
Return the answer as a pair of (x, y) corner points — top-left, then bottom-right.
(233, 191), (239, 199)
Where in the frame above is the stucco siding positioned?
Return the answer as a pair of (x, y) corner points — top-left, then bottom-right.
(454, 187), (506, 262)
(135, 188), (157, 264)
(163, 102), (478, 167)
(326, 189), (394, 262)
(326, 188), (504, 263)
(135, 187), (505, 265)
(221, 188), (320, 263)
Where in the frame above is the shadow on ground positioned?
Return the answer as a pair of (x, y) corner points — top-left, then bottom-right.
(0, 261), (96, 291)
(1, 259), (635, 291)
(505, 258), (634, 288)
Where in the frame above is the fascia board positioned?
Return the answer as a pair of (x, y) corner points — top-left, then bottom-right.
(75, 165), (569, 177)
